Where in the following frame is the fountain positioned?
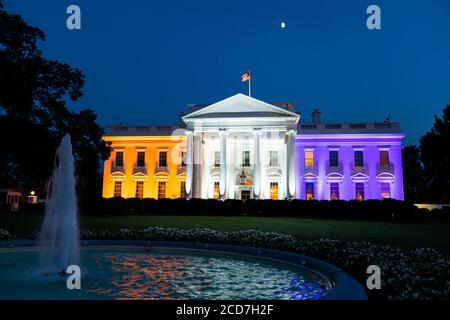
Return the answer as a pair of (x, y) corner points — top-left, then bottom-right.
(39, 133), (79, 274)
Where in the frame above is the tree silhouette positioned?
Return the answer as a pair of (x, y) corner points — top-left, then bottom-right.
(402, 145), (425, 202)
(419, 105), (450, 203)
(0, 1), (110, 210)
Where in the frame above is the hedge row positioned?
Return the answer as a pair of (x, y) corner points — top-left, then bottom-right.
(94, 198), (428, 221)
(0, 202), (45, 213)
(3, 198), (448, 221)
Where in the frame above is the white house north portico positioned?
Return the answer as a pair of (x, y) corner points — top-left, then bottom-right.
(181, 93), (300, 200)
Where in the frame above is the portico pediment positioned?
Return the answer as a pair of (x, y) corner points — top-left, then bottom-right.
(182, 94), (299, 129)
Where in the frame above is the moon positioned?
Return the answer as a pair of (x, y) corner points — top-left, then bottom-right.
(281, 22), (286, 29)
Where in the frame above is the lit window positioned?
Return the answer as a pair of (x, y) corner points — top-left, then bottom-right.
(180, 181), (186, 198)
(242, 151), (251, 167)
(330, 182), (340, 200)
(214, 151), (220, 168)
(114, 181), (122, 197)
(270, 182), (279, 200)
(213, 182), (220, 199)
(159, 151), (167, 167)
(305, 151), (314, 167)
(157, 181), (166, 199)
(135, 181), (144, 199)
(355, 182), (365, 201)
(329, 150), (339, 167)
(354, 150), (364, 167)
(305, 182), (314, 200)
(381, 182), (391, 199)
(379, 151), (390, 167)
(115, 152), (124, 167)
(269, 151), (279, 167)
(137, 152), (145, 167)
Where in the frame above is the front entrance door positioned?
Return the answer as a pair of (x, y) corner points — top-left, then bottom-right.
(241, 190), (251, 200)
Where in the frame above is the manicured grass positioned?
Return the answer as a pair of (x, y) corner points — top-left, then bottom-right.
(1, 212), (449, 254)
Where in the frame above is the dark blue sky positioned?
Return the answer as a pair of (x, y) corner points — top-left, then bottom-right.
(4, 0), (450, 145)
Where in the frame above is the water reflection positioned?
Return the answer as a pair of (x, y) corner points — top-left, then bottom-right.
(0, 248), (331, 300)
(84, 250), (330, 300)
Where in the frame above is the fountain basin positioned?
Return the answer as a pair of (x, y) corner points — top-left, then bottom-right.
(0, 241), (367, 300)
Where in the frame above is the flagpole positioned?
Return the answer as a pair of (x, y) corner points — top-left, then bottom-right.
(248, 70), (251, 97)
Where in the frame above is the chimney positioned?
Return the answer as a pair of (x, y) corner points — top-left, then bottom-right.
(312, 108), (321, 124)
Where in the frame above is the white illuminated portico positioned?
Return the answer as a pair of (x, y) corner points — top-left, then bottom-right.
(182, 93), (300, 200)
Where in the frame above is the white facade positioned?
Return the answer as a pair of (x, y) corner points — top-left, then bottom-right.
(182, 94), (300, 200)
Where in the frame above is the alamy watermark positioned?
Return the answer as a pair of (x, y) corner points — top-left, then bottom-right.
(366, 265), (381, 290)
(66, 5), (81, 30)
(66, 265), (81, 290)
(367, 5), (381, 30)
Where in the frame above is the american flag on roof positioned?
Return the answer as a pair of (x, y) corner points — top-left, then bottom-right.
(241, 72), (250, 82)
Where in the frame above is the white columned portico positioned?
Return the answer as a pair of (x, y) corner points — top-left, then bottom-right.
(185, 130), (194, 199)
(181, 93), (300, 200)
(253, 129), (261, 199)
(286, 130), (296, 199)
(219, 129), (227, 199)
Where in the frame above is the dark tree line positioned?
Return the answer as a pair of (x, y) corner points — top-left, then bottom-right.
(0, 1), (111, 212)
(403, 105), (450, 203)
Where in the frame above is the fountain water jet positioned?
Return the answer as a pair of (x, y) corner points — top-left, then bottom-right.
(39, 133), (79, 274)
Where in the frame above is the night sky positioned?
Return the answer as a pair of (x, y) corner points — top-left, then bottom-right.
(4, 0), (450, 145)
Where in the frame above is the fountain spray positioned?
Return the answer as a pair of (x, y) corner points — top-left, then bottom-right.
(39, 134), (80, 274)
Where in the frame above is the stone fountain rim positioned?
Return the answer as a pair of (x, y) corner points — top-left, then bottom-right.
(0, 239), (367, 300)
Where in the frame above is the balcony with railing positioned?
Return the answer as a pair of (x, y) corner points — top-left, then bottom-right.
(266, 164), (282, 177)
(133, 165), (147, 176)
(105, 125), (185, 137)
(377, 163), (395, 175)
(327, 164), (343, 175)
(111, 166), (125, 174)
(303, 166), (318, 176)
(154, 165), (169, 174)
(299, 121), (401, 134)
(352, 165), (368, 176)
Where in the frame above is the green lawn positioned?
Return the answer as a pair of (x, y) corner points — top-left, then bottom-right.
(1, 212), (449, 254)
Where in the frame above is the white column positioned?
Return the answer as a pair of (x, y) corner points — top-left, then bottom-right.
(227, 134), (236, 199)
(219, 130), (227, 198)
(185, 131), (193, 199)
(193, 133), (204, 198)
(253, 130), (261, 199)
(201, 137), (210, 199)
(287, 130), (296, 199)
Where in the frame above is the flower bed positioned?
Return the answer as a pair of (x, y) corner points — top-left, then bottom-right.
(4, 227), (450, 300)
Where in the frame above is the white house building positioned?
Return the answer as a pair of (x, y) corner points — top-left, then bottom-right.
(102, 93), (404, 201)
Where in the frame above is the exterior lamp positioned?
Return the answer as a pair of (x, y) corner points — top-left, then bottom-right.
(28, 190), (38, 204)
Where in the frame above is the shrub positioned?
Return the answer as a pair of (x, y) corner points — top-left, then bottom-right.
(0, 229), (14, 241)
(19, 202), (45, 214)
(18, 196), (444, 221)
(95, 198), (428, 221)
